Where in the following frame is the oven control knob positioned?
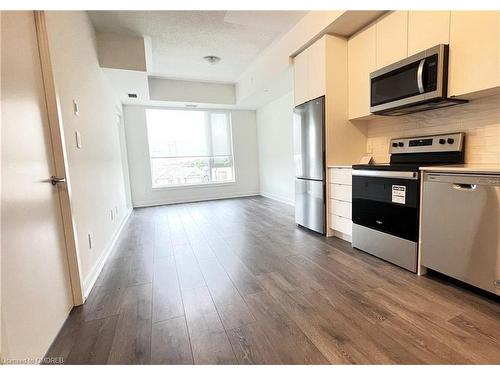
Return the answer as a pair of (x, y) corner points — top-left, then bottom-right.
(398, 142), (404, 147)
(447, 138), (455, 144)
(392, 142), (398, 147)
(439, 138), (446, 145)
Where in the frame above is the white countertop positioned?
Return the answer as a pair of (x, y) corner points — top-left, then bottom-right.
(420, 164), (500, 174)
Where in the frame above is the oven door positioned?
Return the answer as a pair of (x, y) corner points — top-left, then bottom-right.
(351, 170), (420, 242)
(370, 44), (447, 114)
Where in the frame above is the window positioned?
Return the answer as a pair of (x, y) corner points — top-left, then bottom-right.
(145, 108), (235, 188)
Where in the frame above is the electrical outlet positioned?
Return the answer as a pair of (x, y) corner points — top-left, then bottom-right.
(88, 232), (93, 249)
(110, 209), (114, 221)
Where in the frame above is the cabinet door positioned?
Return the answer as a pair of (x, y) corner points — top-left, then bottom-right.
(376, 11), (409, 69)
(408, 11), (450, 55)
(348, 24), (376, 119)
(293, 51), (309, 106)
(449, 11), (500, 97)
(307, 37), (326, 100)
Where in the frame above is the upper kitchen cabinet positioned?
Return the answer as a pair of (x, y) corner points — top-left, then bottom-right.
(408, 11), (450, 55)
(307, 38), (327, 102)
(293, 49), (309, 106)
(294, 35), (367, 165)
(348, 24), (376, 120)
(448, 11), (500, 98)
(293, 37), (327, 106)
(376, 11), (408, 69)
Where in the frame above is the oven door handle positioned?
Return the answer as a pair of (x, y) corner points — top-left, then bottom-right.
(352, 170), (419, 180)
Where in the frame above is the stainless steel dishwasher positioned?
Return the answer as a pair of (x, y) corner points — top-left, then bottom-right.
(421, 172), (500, 296)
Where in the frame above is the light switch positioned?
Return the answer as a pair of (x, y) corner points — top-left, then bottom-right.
(75, 130), (82, 149)
(73, 99), (79, 116)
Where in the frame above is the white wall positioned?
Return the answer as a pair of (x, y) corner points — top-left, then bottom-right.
(256, 91), (295, 205)
(123, 105), (260, 207)
(46, 11), (130, 294)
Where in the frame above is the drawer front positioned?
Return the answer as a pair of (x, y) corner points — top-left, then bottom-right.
(329, 168), (352, 185)
(329, 199), (352, 219)
(330, 183), (352, 202)
(330, 214), (352, 236)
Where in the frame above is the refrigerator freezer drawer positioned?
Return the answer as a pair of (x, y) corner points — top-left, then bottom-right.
(295, 178), (325, 234)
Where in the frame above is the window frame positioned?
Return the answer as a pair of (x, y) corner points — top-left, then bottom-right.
(144, 106), (236, 190)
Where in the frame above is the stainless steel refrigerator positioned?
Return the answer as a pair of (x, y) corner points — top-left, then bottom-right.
(293, 96), (325, 235)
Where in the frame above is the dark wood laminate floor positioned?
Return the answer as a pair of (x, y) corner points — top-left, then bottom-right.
(45, 196), (500, 364)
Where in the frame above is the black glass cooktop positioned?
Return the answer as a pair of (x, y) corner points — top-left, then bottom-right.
(352, 163), (423, 172)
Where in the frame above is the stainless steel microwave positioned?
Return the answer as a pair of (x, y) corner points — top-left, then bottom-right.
(370, 44), (466, 116)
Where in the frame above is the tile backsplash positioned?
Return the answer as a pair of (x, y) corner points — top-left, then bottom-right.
(365, 94), (500, 164)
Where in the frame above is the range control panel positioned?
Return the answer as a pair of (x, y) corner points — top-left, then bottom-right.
(390, 132), (464, 154)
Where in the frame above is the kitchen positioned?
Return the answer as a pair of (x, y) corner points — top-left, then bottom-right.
(293, 11), (500, 297)
(3, 7), (500, 367)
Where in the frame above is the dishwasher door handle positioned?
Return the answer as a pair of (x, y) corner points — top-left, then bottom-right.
(452, 183), (477, 191)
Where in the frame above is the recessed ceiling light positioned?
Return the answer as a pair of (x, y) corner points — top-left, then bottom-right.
(203, 55), (221, 65)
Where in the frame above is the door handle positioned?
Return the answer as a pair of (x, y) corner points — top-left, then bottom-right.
(452, 183), (477, 191)
(417, 58), (426, 94)
(50, 176), (66, 186)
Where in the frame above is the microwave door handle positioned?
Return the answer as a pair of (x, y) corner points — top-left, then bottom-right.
(417, 58), (426, 93)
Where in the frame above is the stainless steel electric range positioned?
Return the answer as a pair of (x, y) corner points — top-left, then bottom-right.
(351, 132), (465, 273)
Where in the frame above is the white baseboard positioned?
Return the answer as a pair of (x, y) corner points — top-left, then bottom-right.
(132, 191), (260, 208)
(82, 207), (133, 299)
(259, 192), (295, 206)
(328, 228), (352, 243)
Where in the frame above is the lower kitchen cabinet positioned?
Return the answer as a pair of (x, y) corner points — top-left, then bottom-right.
(328, 167), (353, 241)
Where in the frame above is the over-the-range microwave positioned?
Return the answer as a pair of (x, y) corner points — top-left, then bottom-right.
(370, 44), (467, 116)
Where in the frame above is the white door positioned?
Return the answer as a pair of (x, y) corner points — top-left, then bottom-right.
(1, 11), (74, 362)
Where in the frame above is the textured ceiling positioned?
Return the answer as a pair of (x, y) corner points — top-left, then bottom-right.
(88, 11), (307, 83)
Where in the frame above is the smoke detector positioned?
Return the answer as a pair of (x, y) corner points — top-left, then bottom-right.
(203, 55), (221, 65)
